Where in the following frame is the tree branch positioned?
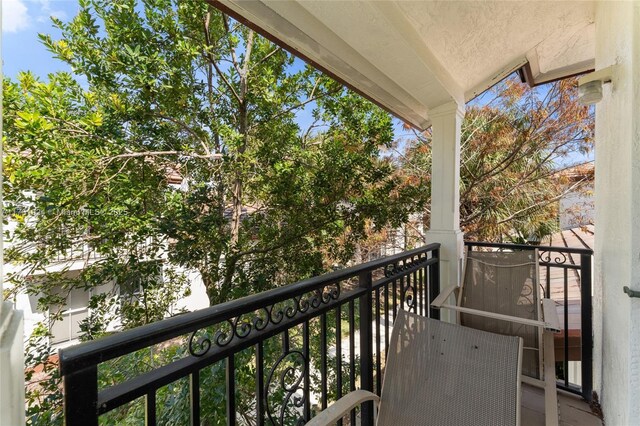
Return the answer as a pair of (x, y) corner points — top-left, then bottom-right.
(250, 46), (282, 71)
(222, 15), (242, 75)
(496, 178), (588, 225)
(240, 30), (254, 79)
(204, 13), (242, 105)
(104, 151), (223, 161)
(250, 86), (339, 131)
(152, 113), (212, 156)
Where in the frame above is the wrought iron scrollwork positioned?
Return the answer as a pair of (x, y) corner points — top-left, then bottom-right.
(298, 295), (311, 313)
(265, 349), (307, 425)
(384, 263), (397, 278)
(383, 253), (429, 280)
(403, 281), (416, 311)
(253, 308), (270, 332)
(539, 250), (568, 265)
(188, 329), (212, 357)
(188, 320), (234, 357)
(233, 313), (256, 339)
(214, 320), (235, 346)
(322, 282), (340, 302)
(270, 298), (299, 324)
(187, 283), (341, 358)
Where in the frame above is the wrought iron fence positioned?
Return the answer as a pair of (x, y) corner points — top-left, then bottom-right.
(59, 244), (440, 426)
(465, 241), (593, 401)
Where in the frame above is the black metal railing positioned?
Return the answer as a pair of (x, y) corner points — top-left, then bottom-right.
(59, 244), (440, 426)
(465, 241), (593, 401)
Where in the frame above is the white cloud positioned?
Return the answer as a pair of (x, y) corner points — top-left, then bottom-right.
(2, 0), (31, 33)
(35, 0), (67, 23)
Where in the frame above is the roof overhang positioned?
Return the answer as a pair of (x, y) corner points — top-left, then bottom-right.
(211, 0), (596, 130)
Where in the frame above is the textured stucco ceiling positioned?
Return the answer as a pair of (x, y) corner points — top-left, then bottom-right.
(213, 0), (596, 129)
(397, 1), (595, 91)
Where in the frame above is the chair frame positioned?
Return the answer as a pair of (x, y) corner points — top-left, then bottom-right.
(431, 248), (561, 426)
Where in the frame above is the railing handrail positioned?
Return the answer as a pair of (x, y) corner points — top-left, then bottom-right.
(465, 240), (593, 255)
(59, 243), (440, 374)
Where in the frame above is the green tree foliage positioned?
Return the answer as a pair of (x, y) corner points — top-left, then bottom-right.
(15, 0), (419, 306)
(3, 1), (423, 423)
(398, 77), (594, 243)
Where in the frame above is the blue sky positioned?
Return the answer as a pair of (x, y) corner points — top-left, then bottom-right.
(2, 0), (410, 140)
(2, 0), (79, 78)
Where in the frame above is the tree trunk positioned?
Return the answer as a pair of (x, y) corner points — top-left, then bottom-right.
(230, 30), (254, 248)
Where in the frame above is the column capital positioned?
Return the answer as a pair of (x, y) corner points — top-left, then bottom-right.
(429, 101), (465, 120)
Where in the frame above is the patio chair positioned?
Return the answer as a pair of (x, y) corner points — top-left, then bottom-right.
(306, 310), (524, 426)
(431, 248), (561, 426)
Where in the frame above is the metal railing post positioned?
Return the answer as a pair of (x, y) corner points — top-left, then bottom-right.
(580, 253), (593, 401)
(359, 270), (374, 426)
(63, 365), (98, 426)
(429, 248), (441, 320)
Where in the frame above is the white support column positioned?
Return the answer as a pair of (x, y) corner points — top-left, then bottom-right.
(0, 303), (25, 426)
(425, 101), (465, 322)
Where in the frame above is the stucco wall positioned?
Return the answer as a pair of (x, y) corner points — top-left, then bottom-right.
(594, 2), (640, 424)
(630, 5), (640, 423)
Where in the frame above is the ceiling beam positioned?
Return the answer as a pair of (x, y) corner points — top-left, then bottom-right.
(211, 0), (431, 129)
(465, 57), (528, 101)
(370, 1), (464, 107)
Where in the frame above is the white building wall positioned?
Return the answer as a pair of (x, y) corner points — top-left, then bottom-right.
(15, 292), (45, 343)
(174, 267), (210, 312)
(12, 264), (210, 348)
(594, 2), (640, 424)
(559, 184), (594, 229)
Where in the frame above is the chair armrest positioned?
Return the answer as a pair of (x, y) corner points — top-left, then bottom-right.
(542, 298), (561, 333)
(305, 390), (380, 426)
(435, 304), (547, 329)
(431, 284), (459, 308)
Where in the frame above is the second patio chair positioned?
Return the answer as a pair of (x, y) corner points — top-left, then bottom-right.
(432, 248), (561, 426)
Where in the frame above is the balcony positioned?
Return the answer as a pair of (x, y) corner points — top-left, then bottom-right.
(0, 2), (633, 424)
(59, 242), (600, 425)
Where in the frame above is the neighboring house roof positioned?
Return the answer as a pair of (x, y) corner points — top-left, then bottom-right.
(557, 163), (595, 183)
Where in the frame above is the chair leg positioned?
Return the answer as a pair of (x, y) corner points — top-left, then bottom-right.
(543, 331), (559, 426)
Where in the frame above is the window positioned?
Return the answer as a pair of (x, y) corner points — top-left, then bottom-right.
(119, 261), (164, 299)
(49, 286), (90, 345)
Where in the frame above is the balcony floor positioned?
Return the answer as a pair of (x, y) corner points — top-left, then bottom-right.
(522, 383), (602, 426)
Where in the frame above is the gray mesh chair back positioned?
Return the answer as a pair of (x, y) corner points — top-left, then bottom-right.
(459, 250), (541, 379)
(376, 310), (522, 426)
